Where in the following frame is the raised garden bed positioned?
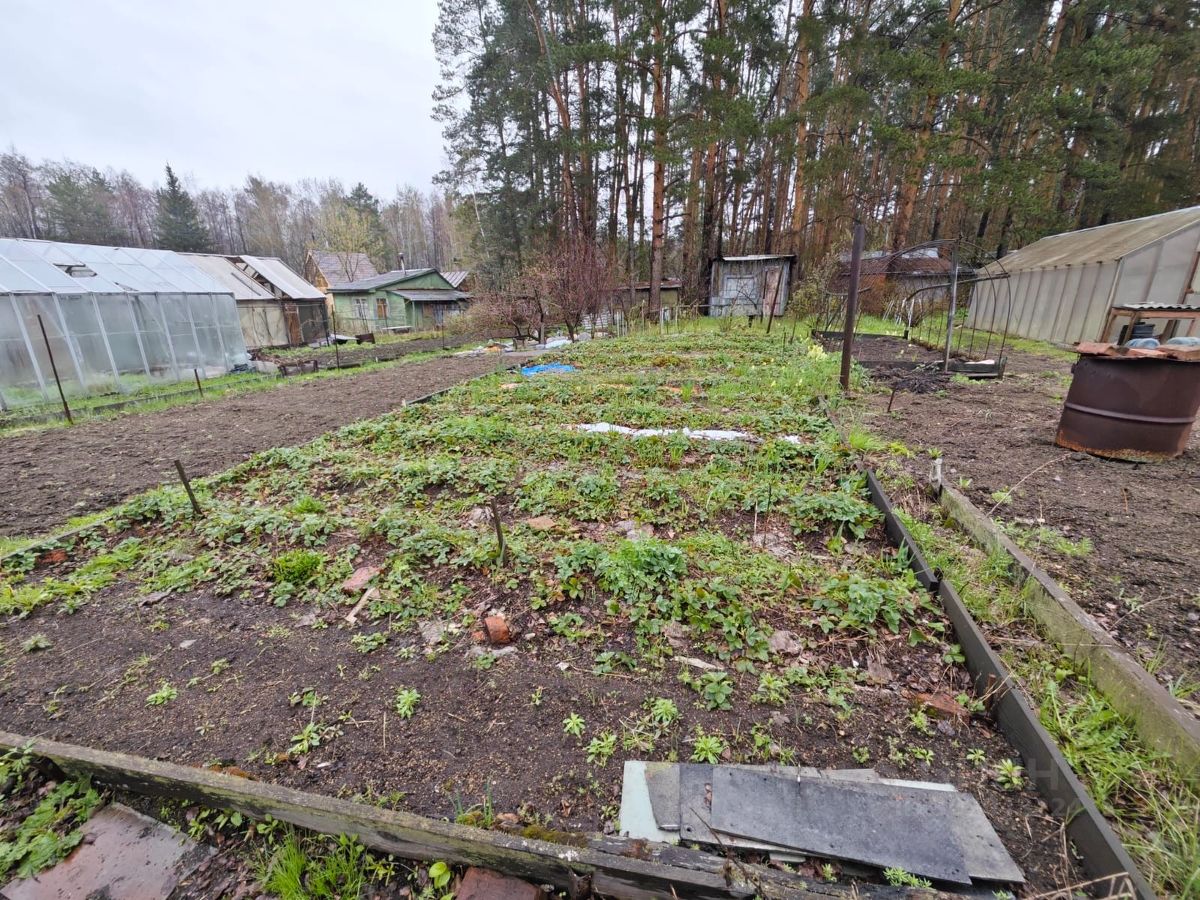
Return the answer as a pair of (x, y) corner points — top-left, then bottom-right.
(0, 330), (1086, 894)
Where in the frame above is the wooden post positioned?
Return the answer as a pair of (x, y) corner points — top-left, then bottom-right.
(193, 368), (204, 398)
(174, 460), (203, 517)
(37, 314), (72, 424)
(839, 222), (865, 391)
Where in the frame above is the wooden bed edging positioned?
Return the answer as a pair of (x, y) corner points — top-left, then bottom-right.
(0, 730), (920, 900)
(934, 482), (1200, 777)
(864, 471), (1154, 900)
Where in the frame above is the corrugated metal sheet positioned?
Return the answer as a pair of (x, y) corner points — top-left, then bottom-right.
(237, 256), (326, 301)
(0, 238), (228, 294)
(184, 255), (276, 301)
(984, 206), (1200, 275)
(442, 270), (470, 289)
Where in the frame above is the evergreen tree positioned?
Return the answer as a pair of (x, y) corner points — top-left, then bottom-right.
(45, 167), (123, 245)
(154, 164), (212, 252)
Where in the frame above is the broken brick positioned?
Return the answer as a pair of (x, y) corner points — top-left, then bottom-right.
(458, 867), (547, 900)
(484, 615), (513, 645)
(341, 565), (381, 594)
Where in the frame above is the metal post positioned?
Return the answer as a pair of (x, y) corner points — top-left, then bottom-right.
(943, 241), (959, 372)
(174, 460), (203, 517)
(331, 310), (341, 369)
(839, 222), (865, 391)
(193, 368), (204, 397)
(37, 314), (72, 424)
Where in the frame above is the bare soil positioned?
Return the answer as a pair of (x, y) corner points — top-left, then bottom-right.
(857, 337), (1200, 699)
(0, 528), (1076, 894)
(0, 353), (532, 538)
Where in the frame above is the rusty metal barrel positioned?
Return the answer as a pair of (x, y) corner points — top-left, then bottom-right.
(1056, 353), (1200, 461)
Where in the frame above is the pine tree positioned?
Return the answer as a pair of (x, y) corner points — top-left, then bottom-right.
(45, 167), (123, 245)
(154, 164), (212, 252)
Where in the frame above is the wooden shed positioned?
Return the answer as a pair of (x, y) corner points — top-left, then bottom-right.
(707, 255), (793, 318)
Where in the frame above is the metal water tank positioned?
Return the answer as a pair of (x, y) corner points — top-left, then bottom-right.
(1055, 354), (1200, 461)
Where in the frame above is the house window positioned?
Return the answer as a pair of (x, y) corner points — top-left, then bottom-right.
(353, 298), (370, 320)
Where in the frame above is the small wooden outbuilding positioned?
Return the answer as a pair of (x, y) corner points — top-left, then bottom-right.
(707, 255), (793, 318)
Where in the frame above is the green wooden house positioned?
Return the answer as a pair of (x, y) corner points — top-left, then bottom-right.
(329, 268), (470, 333)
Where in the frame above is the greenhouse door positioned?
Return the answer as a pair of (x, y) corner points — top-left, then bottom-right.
(283, 303), (302, 345)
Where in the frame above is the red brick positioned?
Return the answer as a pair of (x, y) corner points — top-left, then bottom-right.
(484, 614), (513, 645)
(458, 867), (547, 900)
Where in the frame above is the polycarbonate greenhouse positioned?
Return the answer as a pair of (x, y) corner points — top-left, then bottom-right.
(971, 205), (1200, 345)
(0, 239), (249, 411)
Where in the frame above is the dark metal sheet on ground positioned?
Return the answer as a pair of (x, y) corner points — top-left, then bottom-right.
(942, 792), (1025, 884)
(676, 765), (801, 856)
(644, 762), (681, 829)
(709, 768), (972, 885)
(1, 803), (212, 900)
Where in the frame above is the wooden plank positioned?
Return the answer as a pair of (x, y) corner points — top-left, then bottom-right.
(0, 731), (910, 900)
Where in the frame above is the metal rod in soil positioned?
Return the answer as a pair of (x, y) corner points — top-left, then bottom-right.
(174, 460), (203, 517)
(840, 222), (866, 390)
(489, 497), (506, 567)
(36, 314), (72, 424)
(193, 368), (204, 398)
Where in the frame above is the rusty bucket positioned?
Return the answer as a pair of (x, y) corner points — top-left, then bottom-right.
(1056, 355), (1200, 461)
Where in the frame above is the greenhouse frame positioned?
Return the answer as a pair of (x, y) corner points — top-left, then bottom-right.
(970, 206), (1200, 345)
(0, 239), (248, 411)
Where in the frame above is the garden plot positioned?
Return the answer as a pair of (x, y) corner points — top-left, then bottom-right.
(0, 330), (1078, 892)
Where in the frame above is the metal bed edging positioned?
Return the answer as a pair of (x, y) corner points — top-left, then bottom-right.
(864, 470), (1153, 900)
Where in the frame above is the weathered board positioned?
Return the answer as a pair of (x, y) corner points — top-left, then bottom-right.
(0, 731), (922, 900)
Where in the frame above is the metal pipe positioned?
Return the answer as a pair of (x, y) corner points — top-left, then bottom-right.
(839, 222), (865, 390)
(37, 314), (72, 424)
(943, 242), (959, 371)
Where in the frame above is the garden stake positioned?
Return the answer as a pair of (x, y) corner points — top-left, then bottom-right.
(174, 460), (203, 517)
(489, 497), (506, 566)
(839, 222), (865, 391)
(887, 387), (897, 412)
(193, 368), (204, 398)
(37, 314), (72, 424)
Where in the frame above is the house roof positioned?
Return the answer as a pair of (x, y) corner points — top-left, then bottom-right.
(183, 254), (276, 301)
(332, 268), (440, 292)
(984, 206), (1200, 276)
(0, 238), (229, 295)
(309, 249), (379, 287)
(442, 270), (470, 289)
(236, 256), (326, 301)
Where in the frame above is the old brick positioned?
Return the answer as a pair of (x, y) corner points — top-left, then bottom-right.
(458, 867), (547, 900)
(484, 615), (513, 645)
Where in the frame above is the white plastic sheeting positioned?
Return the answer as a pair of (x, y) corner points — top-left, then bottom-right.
(0, 239), (248, 410)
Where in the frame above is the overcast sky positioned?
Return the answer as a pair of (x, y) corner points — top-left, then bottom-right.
(2, 0), (447, 197)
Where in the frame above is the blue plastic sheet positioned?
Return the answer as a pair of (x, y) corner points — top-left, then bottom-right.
(521, 364), (577, 376)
